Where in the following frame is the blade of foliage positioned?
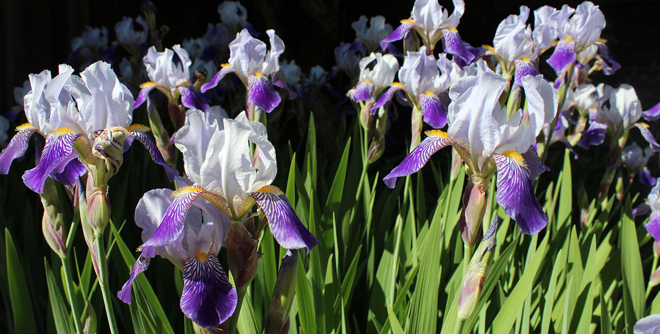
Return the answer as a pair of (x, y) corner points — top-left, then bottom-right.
(5, 228), (38, 334)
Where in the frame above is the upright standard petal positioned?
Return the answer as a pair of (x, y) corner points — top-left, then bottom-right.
(248, 75), (281, 113)
(23, 130), (82, 194)
(251, 185), (319, 254)
(493, 151), (548, 234)
(128, 126), (179, 181)
(117, 255), (151, 304)
(383, 130), (454, 188)
(0, 124), (38, 174)
(180, 254), (237, 328)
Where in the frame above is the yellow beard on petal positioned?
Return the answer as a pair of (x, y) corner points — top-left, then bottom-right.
(502, 151), (525, 167)
(424, 129), (451, 140)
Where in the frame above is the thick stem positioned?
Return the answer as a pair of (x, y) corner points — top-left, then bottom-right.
(229, 286), (248, 334)
(61, 255), (84, 334)
(95, 233), (120, 334)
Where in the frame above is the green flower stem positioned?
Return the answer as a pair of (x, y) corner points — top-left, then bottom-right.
(229, 285), (248, 334)
(61, 255), (83, 334)
(647, 255), (658, 299)
(95, 233), (120, 334)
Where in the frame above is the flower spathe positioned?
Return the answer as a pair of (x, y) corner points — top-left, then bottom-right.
(140, 109), (318, 256)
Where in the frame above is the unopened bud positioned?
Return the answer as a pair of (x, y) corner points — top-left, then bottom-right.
(654, 242), (660, 257)
(359, 102), (375, 131)
(457, 217), (498, 320)
(265, 251), (298, 334)
(86, 177), (110, 234)
(41, 178), (67, 257)
(146, 103), (175, 166)
(168, 102), (186, 131)
(450, 149), (463, 181)
(92, 127), (128, 178)
(650, 266), (660, 289)
(460, 176), (488, 248)
(410, 106), (424, 151)
(367, 135), (385, 165)
(227, 219), (259, 290)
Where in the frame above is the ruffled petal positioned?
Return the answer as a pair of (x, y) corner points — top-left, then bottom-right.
(380, 21), (415, 51)
(251, 185), (319, 254)
(200, 67), (234, 93)
(441, 28), (475, 65)
(23, 130), (82, 194)
(547, 39), (576, 73)
(577, 120), (608, 149)
(178, 85), (209, 112)
(0, 124), (38, 174)
(350, 81), (374, 102)
(493, 151), (548, 235)
(50, 158), (86, 186)
(642, 102), (660, 122)
(419, 93), (447, 128)
(128, 127), (178, 181)
(181, 254), (237, 329)
(247, 75), (281, 113)
(645, 211), (660, 243)
(117, 255), (151, 304)
(635, 123), (660, 153)
(383, 130), (454, 188)
(271, 70), (298, 100)
(370, 83), (405, 114)
(133, 82), (159, 110)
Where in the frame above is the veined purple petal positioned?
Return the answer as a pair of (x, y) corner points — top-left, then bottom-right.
(640, 167), (657, 187)
(0, 125), (38, 174)
(251, 185), (319, 254)
(178, 85), (209, 112)
(272, 70), (298, 100)
(514, 59), (539, 87)
(547, 39), (576, 73)
(370, 83), (405, 114)
(141, 186), (204, 249)
(181, 254), (237, 329)
(577, 120), (607, 149)
(646, 211), (660, 243)
(200, 67), (234, 93)
(133, 82), (159, 110)
(521, 147), (550, 180)
(597, 42), (620, 75)
(493, 152), (548, 235)
(248, 75), (281, 113)
(117, 255), (150, 304)
(351, 81), (375, 102)
(441, 28), (475, 65)
(635, 123), (660, 153)
(383, 131), (454, 188)
(380, 21), (415, 51)
(419, 93), (447, 129)
(50, 158), (86, 186)
(642, 102), (660, 122)
(129, 128), (178, 181)
(23, 130), (82, 194)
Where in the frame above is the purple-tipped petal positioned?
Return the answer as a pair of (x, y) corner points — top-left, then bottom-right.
(380, 21), (415, 51)
(251, 186), (319, 254)
(272, 70), (298, 100)
(178, 85), (209, 112)
(350, 81), (375, 102)
(50, 158), (86, 186)
(646, 211), (660, 243)
(200, 67), (234, 93)
(383, 131), (454, 188)
(181, 254), (237, 329)
(643, 102), (660, 122)
(640, 167), (657, 187)
(23, 131), (81, 194)
(141, 187), (204, 249)
(441, 28), (475, 65)
(419, 93), (447, 128)
(371, 84), (405, 114)
(547, 39), (576, 73)
(248, 75), (281, 113)
(597, 42), (620, 75)
(493, 152), (548, 235)
(129, 129), (178, 181)
(514, 59), (540, 87)
(0, 125), (38, 174)
(635, 123), (660, 153)
(577, 121), (608, 149)
(133, 82), (159, 110)
(117, 255), (151, 305)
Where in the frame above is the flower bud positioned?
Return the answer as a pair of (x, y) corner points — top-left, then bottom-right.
(92, 127), (128, 178)
(146, 102), (175, 166)
(265, 251), (298, 334)
(227, 219), (259, 290)
(359, 102), (375, 131)
(460, 176), (488, 248)
(654, 242), (660, 258)
(40, 178), (67, 257)
(168, 102), (186, 131)
(410, 105), (424, 151)
(86, 177), (111, 234)
(450, 149), (463, 181)
(457, 217), (498, 321)
(367, 135), (385, 165)
(82, 303), (97, 334)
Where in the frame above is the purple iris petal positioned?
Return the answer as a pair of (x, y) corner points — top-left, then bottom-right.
(577, 121), (608, 149)
(370, 84), (405, 114)
(200, 67), (234, 93)
(642, 102), (660, 122)
(522, 147), (550, 180)
(248, 75), (282, 113)
(23, 131), (81, 194)
(117, 255), (151, 304)
(640, 167), (657, 187)
(514, 59), (539, 87)
(351, 81), (374, 102)
(181, 254), (237, 329)
(133, 83), (159, 110)
(646, 211), (660, 243)
(50, 158), (86, 186)
(251, 186), (319, 254)
(0, 125), (38, 174)
(380, 22), (415, 51)
(272, 71), (298, 100)
(441, 29), (475, 65)
(547, 40), (576, 73)
(129, 130), (178, 181)
(141, 187), (204, 249)
(635, 123), (660, 153)
(419, 93), (447, 128)
(493, 152), (548, 235)
(633, 203), (650, 219)
(178, 85), (209, 112)
(597, 42), (620, 75)
(383, 131), (454, 188)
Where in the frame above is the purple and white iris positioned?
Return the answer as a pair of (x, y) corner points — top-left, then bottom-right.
(117, 180), (237, 329)
(644, 179), (660, 243)
(348, 53), (399, 103)
(383, 61), (557, 235)
(139, 109), (318, 260)
(351, 16), (393, 53)
(621, 142), (656, 187)
(201, 29), (295, 113)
